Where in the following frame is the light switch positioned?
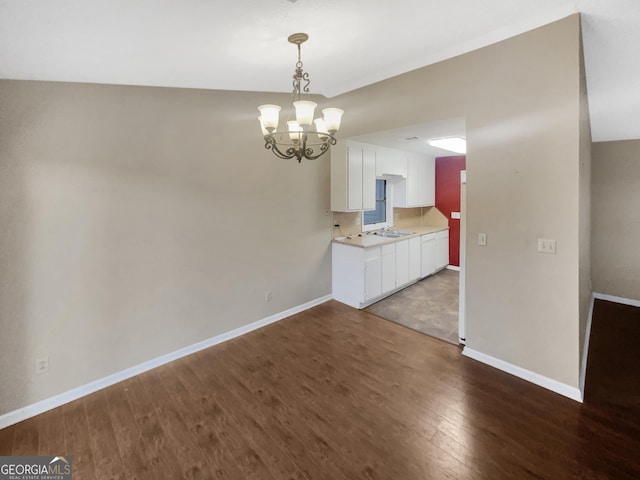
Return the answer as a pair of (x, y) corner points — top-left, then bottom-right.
(537, 238), (557, 254)
(478, 233), (487, 246)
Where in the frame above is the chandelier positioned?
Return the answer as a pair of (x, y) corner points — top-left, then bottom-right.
(258, 33), (344, 163)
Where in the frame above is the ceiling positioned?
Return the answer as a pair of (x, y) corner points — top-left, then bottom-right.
(353, 118), (467, 156)
(0, 0), (638, 142)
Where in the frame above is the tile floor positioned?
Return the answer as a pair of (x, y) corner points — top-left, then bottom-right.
(366, 269), (459, 344)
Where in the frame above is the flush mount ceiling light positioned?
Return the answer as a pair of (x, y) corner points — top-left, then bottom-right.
(428, 137), (467, 154)
(258, 33), (344, 163)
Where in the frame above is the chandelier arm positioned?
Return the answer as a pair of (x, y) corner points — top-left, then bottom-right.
(264, 135), (295, 160)
(264, 135), (299, 160)
(264, 132), (338, 162)
(302, 141), (332, 161)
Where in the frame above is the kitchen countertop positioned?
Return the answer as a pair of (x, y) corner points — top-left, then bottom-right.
(333, 225), (449, 248)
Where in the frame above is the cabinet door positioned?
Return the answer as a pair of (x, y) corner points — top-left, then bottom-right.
(418, 157), (435, 206)
(408, 237), (421, 282)
(406, 155), (419, 207)
(376, 146), (407, 177)
(435, 230), (449, 270)
(364, 255), (382, 301)
(347, 143), (363, 211)
(362, 145), (376, 211)
(421, 234), (436, 278)
(395, 239), (409, 287)
(381, 244), (396, 293)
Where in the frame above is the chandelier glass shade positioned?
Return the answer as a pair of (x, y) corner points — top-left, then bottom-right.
(258, 33), (343, 163)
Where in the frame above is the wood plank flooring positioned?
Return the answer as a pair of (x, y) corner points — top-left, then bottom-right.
(1, 300), (639, 479)
(585, 298), (640, 411)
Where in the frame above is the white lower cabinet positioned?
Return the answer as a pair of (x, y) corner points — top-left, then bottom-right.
(364, 248), (382, 301)
(332, 229), (449, 309)
(332, 242), (399, 309)
(421, 233), (436, 278)
(381, 244), (396, 294)
(408, 237), (421, 282)
(435, 230), (450, 271)
(395, 239), (410, 287)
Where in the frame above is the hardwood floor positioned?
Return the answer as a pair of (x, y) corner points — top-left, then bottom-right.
(585, 298), (640, 411)
(1, 300), (639, 479)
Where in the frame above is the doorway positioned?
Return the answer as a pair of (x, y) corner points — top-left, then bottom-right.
(353, 118), (467, 345)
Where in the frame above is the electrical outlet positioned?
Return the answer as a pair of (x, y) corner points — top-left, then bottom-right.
(36, 357), (49, 374)
(265, 290), (272, 302)
(537, 238), (557, 254)
(478, 233), (487, 246)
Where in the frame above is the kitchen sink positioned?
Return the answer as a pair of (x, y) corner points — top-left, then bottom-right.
(371, 230), (416, 238)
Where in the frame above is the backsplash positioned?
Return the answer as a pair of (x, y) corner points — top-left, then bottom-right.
(332, 207), (448, 238)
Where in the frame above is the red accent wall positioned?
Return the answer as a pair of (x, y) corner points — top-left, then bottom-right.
(435, 156), (466, 267)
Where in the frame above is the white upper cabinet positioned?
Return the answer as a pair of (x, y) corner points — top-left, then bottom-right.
(375, 145), (407, 177)
(394, 152), (435, 208)
(417, 155), (435, 206)
(362, 144), (376, 211)
(331, 140), (376, 212)
(331, 140), (434, 212)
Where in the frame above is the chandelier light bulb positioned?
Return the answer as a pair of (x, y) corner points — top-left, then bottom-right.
(293, 100), (317, 126)
(287, 120), (302, 143)
(314, 118), (330, 140)
(258, 116), (269, 136)
(322, 108), (344, 133)
(257, 104), (281, 133)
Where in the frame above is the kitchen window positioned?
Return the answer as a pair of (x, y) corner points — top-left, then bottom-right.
(363, 179), (393, 231)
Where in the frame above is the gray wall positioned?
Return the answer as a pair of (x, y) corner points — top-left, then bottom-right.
(0, 82), (332, 415)
(592, 140), (640, 300)
(334, 14), (586, 388)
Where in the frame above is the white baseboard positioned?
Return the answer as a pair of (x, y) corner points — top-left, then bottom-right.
(0, 295), (332, 430)
(593, 292), (640, 308)
(462, 347), (583, 403)
(446, 265), (460, 271)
